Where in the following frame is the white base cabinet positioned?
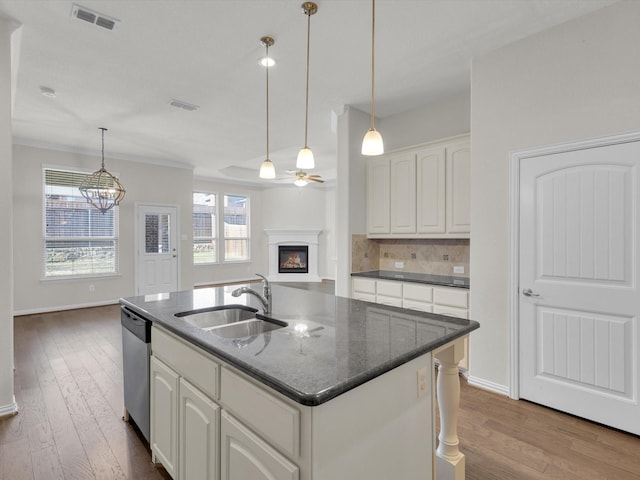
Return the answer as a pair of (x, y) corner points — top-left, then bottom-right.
(221, 411), (299, 480)
(179, 378), (219, 480)
(352, 277), (470, 370)
(150, 324), (434, 480)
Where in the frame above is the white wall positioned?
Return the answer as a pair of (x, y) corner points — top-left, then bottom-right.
(378, 92), (471, 151)
(12, 144), (194, 313)
(469, 1), (640, 391)
(0, 18), (17, 415)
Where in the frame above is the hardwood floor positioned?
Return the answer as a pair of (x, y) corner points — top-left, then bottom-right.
(2, 304), (639, 479)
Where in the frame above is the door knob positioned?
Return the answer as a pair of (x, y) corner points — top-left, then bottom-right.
(522, 288), (539, 297)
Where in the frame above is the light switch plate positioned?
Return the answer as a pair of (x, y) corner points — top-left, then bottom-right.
(453, 266), (464, 274)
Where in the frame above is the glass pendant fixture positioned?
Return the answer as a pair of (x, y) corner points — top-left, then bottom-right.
(79, 127), (126, 213)
(259, 36), (276, 179)
(296, 2), (318, 170)
(361, 0), (384, 156)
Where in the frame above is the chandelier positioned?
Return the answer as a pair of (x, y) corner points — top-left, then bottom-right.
(79, 127), (126, 213)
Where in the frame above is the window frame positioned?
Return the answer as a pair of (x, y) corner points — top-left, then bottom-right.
(222, 193), (251, 263)
(42, 165), (121, 281)
(193, 191), (218, 265)
(192, 191), (251, 265)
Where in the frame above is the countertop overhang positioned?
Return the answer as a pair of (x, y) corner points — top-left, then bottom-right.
(120, 284), (479, 406)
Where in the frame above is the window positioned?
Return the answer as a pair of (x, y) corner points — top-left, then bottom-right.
(224, 194), (249, 261)
(193, 192), (250, 264)
(193, 192), (217, 264)
(43, 168), (119, 278)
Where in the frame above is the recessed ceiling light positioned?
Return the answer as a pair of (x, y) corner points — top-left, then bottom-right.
(40, 86), (57, 98)
(259, 57), (275, 67)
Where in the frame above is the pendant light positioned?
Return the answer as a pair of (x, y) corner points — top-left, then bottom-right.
(361, 0), (384, 156)
(79, 128), (126, 213)
(259, 36), (276, 179)
(296, 2), (318, 170)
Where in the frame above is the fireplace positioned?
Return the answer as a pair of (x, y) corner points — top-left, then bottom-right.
(265, 229), (321, 282)
(278, 245), (309, 274)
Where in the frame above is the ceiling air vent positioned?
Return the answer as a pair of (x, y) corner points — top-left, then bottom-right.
(71, 4), (119, 31)
(169, 100), (200, 112)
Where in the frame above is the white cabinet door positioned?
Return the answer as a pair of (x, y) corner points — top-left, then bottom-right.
(446, 141), (471, 233)
(417, 146), (446, 234)
(179, 378), (220, 480)
(221, 411), (299, 480)
(150, 355), (179, 478)
(367, 157), (390, 234)
(389, 152), (417, 234)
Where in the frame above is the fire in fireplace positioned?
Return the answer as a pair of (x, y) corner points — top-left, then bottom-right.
(278, 245), (309, 274)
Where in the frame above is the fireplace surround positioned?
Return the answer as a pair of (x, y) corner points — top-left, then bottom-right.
(265, 229), (321, 282)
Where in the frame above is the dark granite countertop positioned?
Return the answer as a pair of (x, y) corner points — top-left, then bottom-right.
(120, 284), (478, 406)
(352, 270), (470, 288)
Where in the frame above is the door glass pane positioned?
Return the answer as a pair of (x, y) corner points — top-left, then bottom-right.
(145, 214), (170, 253)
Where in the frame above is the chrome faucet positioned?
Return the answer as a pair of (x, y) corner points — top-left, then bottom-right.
(231, 273), (272, 315)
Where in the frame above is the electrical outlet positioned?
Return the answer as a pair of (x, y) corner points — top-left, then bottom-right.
(417, 367), (428, 398)
(88, 284), (95, 292)
(395, 261), (404, 269)
(453, 266), (464, 274)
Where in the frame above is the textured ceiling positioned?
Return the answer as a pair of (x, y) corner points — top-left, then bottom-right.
(0, 0), (618, 185)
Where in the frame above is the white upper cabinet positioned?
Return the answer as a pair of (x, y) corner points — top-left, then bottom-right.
(390, 152), (417, 234)
(446, 141), (471, 233)
(366, 157), (391, 234)
(367, 134), (470, 238)
(417, 146), (446, 234)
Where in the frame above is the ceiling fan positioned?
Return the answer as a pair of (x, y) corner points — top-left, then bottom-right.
(285, 170), (325, 187)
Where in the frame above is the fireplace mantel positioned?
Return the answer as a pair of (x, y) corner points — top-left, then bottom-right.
(265, 229), (321, 282)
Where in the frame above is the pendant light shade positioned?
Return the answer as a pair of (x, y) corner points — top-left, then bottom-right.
(79, 128), (126, 213)
(259, 36), (277, 179)
(296, 2), (317, 170)
(259, 158), (276, 179)
(362, 128), (384, 156)
(362, 0), (384, 156)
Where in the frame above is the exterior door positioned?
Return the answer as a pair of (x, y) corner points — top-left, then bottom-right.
(518, 138), (640, 435)
(136, 204), (179, 295)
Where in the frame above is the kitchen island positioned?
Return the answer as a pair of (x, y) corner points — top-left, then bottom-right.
(121, 283), (479, 480)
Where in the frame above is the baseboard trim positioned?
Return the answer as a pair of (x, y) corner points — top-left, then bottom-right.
(13, 299), (120, 317)
(0, 397), (19, 418)
(466, 375), (510, 396)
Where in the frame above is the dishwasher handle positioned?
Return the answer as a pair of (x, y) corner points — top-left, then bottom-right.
(121, 306), (151, 343)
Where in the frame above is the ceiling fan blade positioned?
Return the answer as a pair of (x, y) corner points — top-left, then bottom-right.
(308, 176), (324, 183)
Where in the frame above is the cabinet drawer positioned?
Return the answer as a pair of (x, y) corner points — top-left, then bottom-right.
(152, 326), (219, 399)
(376, 295), (403, 308)
(221, 368), (300, 458)
(352, 277), (376, 295)
(353, 292), (377, 303)
(402, 299), (433, 313)
(402, 283), (433, 303)
(433, 305), (469, 319)
(433, 287), (468, 309)
(376, 280), (402, 298)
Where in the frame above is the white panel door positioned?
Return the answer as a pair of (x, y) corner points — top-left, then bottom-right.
(136, 204), (179, 295)
(519, 139), (640, 435)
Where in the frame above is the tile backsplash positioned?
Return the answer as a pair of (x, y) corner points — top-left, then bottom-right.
(352, 234), (470, 277)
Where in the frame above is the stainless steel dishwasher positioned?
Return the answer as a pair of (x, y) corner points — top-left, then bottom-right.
(121, 306), (151, 443)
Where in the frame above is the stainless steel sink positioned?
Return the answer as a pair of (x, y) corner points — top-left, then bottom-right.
(174, 305), (287, 338)
(209, 318), (285, 338)
(174, 305), (258, 330)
